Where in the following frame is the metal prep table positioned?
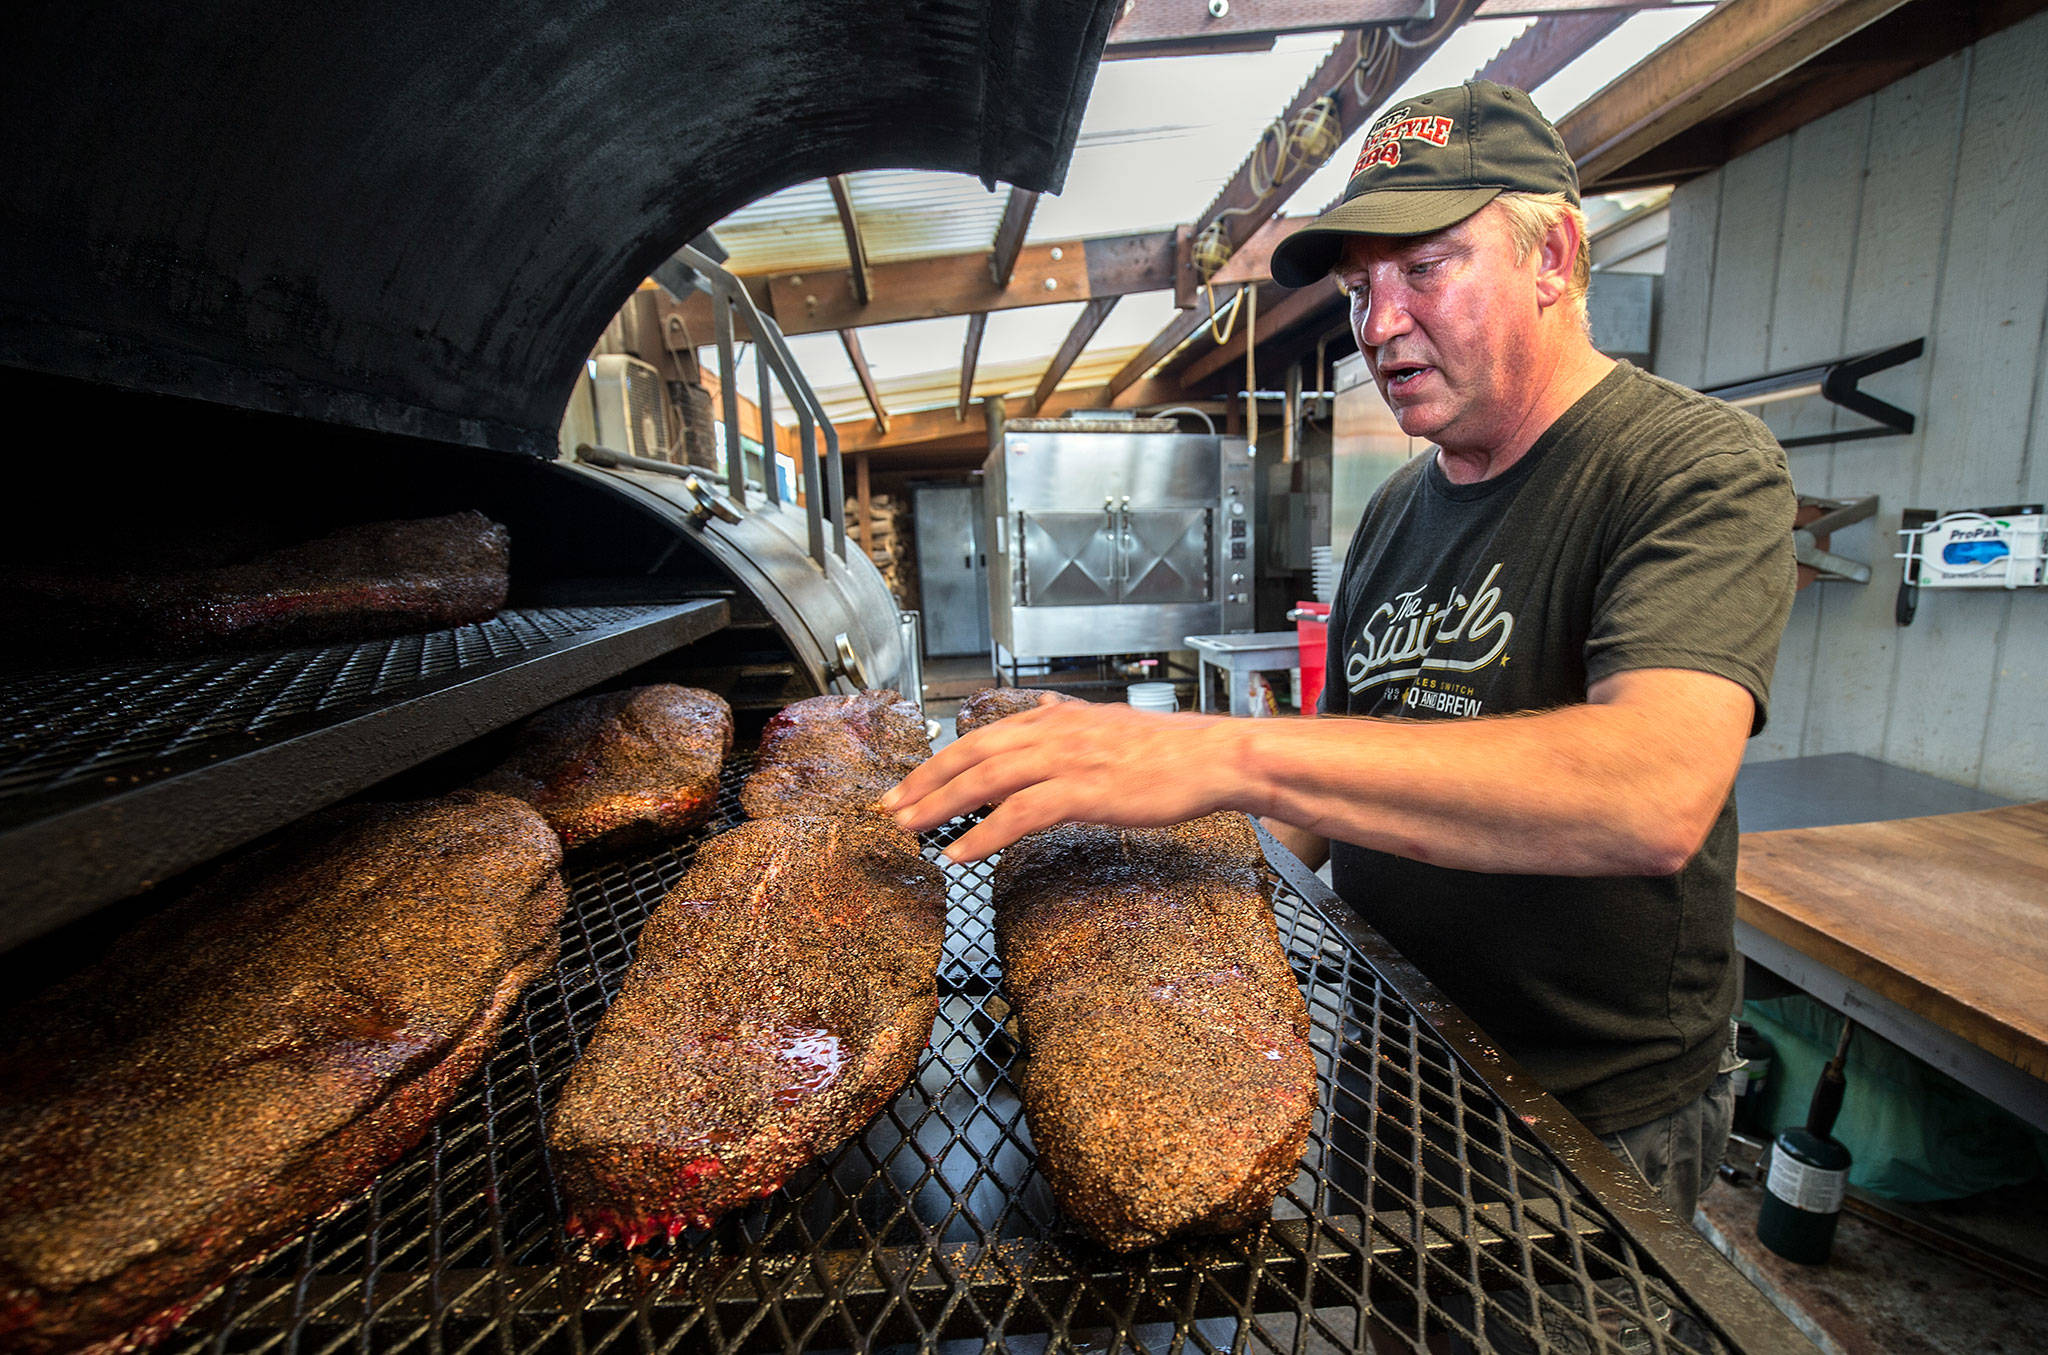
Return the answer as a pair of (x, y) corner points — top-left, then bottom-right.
(1732, 754), (2046, 1133)
(1186, 630), (1303, 715)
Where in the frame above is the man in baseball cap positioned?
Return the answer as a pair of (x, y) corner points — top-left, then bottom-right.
(1269, 79), (1580, 286)
(886, 81), (1795, 1249)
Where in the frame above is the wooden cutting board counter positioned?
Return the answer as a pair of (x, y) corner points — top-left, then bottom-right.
(1735, 800), (2048, 1081)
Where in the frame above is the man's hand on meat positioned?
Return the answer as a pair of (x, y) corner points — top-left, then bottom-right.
(884, 668), (1754, 873)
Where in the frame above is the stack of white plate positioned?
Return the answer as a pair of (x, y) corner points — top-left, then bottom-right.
(1310, 545), (1337, 603)
(1126, 681), (1178, 713)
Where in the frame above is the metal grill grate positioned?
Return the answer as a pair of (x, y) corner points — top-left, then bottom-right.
(164, 757), (1745, 1355)
(0, 607), (672, 806)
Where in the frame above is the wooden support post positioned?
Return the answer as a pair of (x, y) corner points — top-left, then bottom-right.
(959, 312), (987, 421)
(855, 451), (874, 561)
(841, 328), (889, 432)
(1244, 286), (1258, 454)
(1283, 361), (1300, 464)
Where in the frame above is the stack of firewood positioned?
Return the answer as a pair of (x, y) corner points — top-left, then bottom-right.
(843, 493), (917, 611)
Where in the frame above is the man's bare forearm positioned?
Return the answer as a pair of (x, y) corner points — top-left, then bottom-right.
(884, 669), (1751, 867)
(1227, 672), (1750, 876)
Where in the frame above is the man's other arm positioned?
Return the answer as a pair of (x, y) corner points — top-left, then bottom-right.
(1245, 667), (1752, 875)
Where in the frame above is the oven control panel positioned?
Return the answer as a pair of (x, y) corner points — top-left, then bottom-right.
(1220, 437), (1256, 631)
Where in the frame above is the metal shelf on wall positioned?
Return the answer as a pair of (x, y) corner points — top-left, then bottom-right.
(0, 600), (728, 951)
(1703, 338), (1924, 449)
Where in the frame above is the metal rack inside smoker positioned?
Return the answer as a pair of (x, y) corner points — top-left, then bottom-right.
(162, 756), (1806, 1355)
(0, 601), (729, 947)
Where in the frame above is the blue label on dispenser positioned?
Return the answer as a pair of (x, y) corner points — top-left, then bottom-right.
(1942, 538), (2010, 566)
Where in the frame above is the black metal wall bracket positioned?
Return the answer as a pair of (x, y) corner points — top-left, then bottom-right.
(1796, 494), (1879, 584)
(1703, 338), (1924, 448)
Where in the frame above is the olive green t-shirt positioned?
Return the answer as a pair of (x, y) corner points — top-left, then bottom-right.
(1323, 361), (1796, 1135)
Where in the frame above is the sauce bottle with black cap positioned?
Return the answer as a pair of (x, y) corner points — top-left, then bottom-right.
(1756, 1019), (1854, 1264)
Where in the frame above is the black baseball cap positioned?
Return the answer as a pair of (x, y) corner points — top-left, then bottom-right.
(1268, 80), (1579, 288)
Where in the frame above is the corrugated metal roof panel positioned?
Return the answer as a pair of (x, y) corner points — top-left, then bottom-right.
(711, 170), (1008, 275)
(847, 171), (1008, 263)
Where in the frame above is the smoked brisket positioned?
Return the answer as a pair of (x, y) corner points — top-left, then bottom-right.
(475, 684), (733, 852)
(953, 686), (1077, 736)
(992, 814), (1316, 1251)
(0, 791), (567, 1355)
(739, 689), (929, 819)
(2, 510), (510, 654)
(548, 815), (946, 1244)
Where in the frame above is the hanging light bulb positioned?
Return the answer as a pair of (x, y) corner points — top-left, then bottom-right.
(1192, 220), (1234, 282)
(1285, 96), (1342, 175)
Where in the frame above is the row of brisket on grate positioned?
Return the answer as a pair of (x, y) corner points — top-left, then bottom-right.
(0, 686), (1314, 1354)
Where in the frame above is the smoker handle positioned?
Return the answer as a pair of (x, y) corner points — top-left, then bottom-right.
(1117, 497), (1131, 586)
(828, 631), (869, 690)
(1016, 512), (1030, 605)
(680, 474), (742, 526)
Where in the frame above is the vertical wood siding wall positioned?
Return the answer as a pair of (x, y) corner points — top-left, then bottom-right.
(1654, 10), (2048, 800)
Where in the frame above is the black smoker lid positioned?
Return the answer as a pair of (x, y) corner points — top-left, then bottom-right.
(0, 0), (1120, 458)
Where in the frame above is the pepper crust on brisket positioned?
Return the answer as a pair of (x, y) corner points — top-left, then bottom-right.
(953, 687), (1078, 736)
(475, 684), (733, 852)
(739, 689), (929, 820)
(992, 814), (1316, 1251)
(0, 791), (567, 1355)
(547, 815), (946, 1245)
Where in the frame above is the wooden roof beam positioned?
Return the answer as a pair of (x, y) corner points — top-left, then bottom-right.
(837, 389), (1095, 454)
(659, 229), (1173, 339)
(958, 312), (987, 421)
(1472, 5), (1636, 89)
(1107, 284), (1239, 403)
(1559, 0), (1915, 191)
(1179, 283), (1343, 388)
(1027, 296), (1119, 415)
(826, 174), (872, 307)
(836, 376), (1195, 461)
(989, 188), (1040, 287)
(839, 328), (888, 432)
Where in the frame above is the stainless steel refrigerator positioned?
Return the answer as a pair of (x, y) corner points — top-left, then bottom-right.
(912, 482), (993, 657)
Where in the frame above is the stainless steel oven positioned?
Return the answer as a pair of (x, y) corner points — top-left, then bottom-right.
(985, 419), (1258, 663)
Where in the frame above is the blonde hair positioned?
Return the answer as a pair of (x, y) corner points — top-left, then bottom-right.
(1491, 191), (1591, 314)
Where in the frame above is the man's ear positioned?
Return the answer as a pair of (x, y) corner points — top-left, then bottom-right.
(1532, 211), (1580, 309)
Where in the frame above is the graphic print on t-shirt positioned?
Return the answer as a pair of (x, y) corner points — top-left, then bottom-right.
(1344, 560), (1515, 718)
